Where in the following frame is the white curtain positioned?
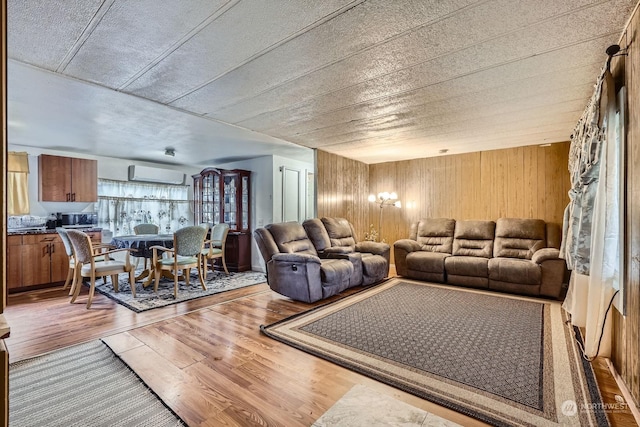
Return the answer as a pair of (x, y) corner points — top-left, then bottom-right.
(97, 179), (192, 236)
(562, 67), (620, 358)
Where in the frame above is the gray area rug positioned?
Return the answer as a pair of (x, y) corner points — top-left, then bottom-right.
(262, 278), (609, 427)
(94, 270), (266, 312)
(9, 340), (184, 427)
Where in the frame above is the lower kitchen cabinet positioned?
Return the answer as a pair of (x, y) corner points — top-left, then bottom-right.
(7, 231), (102, 292)
(6, 236), (23, 291)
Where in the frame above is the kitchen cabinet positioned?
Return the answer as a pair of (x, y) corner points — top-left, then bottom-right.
(6, 231), (102, 292)
(39, 154), (97, 202)
(6, 236), (23, 291)
(193, 168), (251, 272)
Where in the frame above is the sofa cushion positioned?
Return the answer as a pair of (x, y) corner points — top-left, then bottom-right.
(452, 220), (495, 258)
(302, 218), (332, 252)
(321, 217), (357, 250)
(319, 258), (353, 293)
(410, 218), (455, 254)
(488, 258), (541, 285)
(406, 251), (449, 273)
(493, 218), (546, 260)
(266, 222), (318, 256)
(360, 253), (388, 285)
(445, 256), (489, 278)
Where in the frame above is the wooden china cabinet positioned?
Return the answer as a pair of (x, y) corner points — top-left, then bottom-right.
(193, 168), (251, 272)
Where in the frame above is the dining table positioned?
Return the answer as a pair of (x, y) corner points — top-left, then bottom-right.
(110, 234), (177, 287)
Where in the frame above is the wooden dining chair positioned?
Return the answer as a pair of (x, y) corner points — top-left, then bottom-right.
(66, 229), (136, 309)
(134, 223), (159, 235)
(150, 225), (208, 299)
(56, 227), (113, 296)
(134, 223), (160, 270)
(201, 223), (230, 276)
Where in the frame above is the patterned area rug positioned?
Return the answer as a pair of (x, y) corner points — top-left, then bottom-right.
(9, 340), (184, 427)
(94, 269), (266, 312)
(262, 278), (609, 427)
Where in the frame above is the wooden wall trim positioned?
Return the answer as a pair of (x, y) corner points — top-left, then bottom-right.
(2, 0), (9, 424)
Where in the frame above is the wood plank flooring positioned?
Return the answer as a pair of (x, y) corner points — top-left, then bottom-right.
(4, 279), (637, 426)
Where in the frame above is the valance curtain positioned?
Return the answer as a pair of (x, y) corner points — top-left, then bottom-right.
(97, 179), (192, 236)
(7, 152), (30, 215)
(560, 65), (621, 359)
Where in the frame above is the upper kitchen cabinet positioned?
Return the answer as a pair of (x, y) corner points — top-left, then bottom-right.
(38, 154), (97, 202)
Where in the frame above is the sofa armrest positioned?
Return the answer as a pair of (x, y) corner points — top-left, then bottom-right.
(531, 248), (560, 264)
(356, 241), (390, 256)
(323, 247), (354, 255)
(271, 253), (321, 264)
(393, 239), (421, 277)
(267, 253), (323, 302)
(393, 239), (421, 253)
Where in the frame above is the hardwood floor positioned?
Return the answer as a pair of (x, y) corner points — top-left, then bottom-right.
(4, 279), (637, 426)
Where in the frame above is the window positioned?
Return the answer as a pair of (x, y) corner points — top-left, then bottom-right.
(7, 152), (30, 215)
(97, 179), (192, 236)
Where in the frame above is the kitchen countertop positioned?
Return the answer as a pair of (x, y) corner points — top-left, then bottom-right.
(8, 227), (103, 235)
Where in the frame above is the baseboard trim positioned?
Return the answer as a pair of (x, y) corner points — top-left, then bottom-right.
(606, 357), (640, 424)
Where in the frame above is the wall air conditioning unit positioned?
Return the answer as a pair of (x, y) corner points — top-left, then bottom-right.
(128, 165), (186, 185)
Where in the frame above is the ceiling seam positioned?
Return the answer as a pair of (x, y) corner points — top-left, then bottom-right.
(296, 102), (587, 148)
(279, 94), (594, 143)
(299, 93), (591, 148)
(320, 120), (580, 153)
(257, 61), (603, 136)
(117, 0), (241, 91)
(178, 0), (494, 109)
(210, 0), (617, 121)
(302, 107), (586, 149)
(335, 132), (572, 162)
(163, 0), (368, 105)
(235, 31), (617, 134)
(56, 0), (116, 73)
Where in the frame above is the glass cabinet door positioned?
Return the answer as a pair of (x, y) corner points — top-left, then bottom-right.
(194, 168), (250, 232)
(202, 174), (212, 223)
(212, 173), (220, 224)
(223, 175), (237, 230)
(241, 175), (249, 230)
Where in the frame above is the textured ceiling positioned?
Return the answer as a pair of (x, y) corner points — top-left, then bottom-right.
(7, 0), (638, 165)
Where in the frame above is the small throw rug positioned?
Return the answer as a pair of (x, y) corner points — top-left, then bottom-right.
(261, 278), (609, 427)
(313, 384), (461, 427)
(9, 340), (184, 427)
(94, 270), (266, 312)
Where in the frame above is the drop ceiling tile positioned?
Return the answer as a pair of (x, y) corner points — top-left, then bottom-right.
(210, 0), (603, 124)
(295, 83), (591, 148)
(63, 0), (229, 88)
(7, 0), (104, 70)
(231, 39), (606, 132)
(170, 0), (480, 113)
(185, 2), (624, 123)
(124, 0), (360, 103)
(261, 62), (602, 138)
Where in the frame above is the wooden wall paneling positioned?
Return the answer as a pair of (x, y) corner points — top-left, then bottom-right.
(316, 150), (369, 241)
(479, 150), (493, 219)
(612, 4), (640, 408)
(368, 142), (570, 265)
(523, 147), (538, 219)
(545, 144), (569, 226)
